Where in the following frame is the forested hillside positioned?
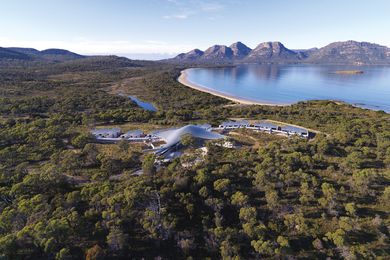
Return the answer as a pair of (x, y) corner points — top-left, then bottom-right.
(0, 58), (389, 259)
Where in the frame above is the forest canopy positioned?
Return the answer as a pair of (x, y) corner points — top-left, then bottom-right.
(0, 58), (389, 259)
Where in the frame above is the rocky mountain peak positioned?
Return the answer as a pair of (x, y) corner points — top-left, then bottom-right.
(202, 45), (233, 60)
(167, 40), (390, 65)
(229, 42), (252, 58)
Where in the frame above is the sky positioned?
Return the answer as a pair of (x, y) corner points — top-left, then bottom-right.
(1, 0), (389, 59)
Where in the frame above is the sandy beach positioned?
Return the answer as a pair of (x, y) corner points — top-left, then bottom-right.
(177, 69), (287, 106)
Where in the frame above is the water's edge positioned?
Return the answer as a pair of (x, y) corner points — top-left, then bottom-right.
(178, 65), (390, 112)
(178, 69), (288, 106)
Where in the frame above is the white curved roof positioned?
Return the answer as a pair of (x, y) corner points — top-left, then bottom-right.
(155, 125), (225, 150)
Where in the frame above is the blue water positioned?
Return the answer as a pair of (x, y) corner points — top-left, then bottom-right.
(128, 96), (157, 112)
(184, 65), (390, 112)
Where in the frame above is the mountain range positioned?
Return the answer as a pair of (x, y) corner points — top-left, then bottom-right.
(169, 40), (390, 65)
(2, 40), (390, 65)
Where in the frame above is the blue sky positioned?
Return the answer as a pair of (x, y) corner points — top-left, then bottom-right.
(1, 0), (389, 59)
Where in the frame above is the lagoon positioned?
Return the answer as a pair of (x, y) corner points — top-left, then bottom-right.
(181, 65), (390, 112)
(128, 96), (157, 112)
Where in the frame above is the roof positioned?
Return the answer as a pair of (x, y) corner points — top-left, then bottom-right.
(238, 120), (250, 125)
(91, 128), (121, 135)
(253, 121), (278, 129)
(124, 130), (144, 136)
(155, 125), (225, 150)
(220, 120), (249, 126)
(197, 124), (212, 130)
(281, 125), (308, 134)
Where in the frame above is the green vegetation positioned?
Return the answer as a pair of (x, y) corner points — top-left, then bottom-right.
(0, 57), (389, 259)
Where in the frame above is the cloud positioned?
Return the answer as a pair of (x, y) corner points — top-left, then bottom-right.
(200, 2), (224, 12)
(0, 37), (196, 55)
(163, 0), (224, 20)
(166, 0), (180, 3)
(163, 13), (189, 19)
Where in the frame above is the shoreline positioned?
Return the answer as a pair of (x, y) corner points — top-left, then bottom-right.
(177, 69), (389, 113)
(177, 69), (288, 106)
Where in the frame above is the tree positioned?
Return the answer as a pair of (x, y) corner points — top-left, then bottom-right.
(220, 240), (240, 259)
(283, 213), (308, 236)
(231, 191), (248, 207)
(345, 203), (356, 217)
(71, 133), (94, 148)
(239, 207), (257, 224)
(99, 157), (123, 176)
(117, 140), (129, 151)
(251, 239), (273, 256)
(213, 178), (230, 193)
(319, 182), (337, 214)
(276, 236), (290, 254)
(107, 227), (127, 253)
(312, 238), (324, 251)
(380, 187), (390, 210)
(350, 169), (375, 196)
(86, 244), (105, 260)
(181, 134), (196, 148)
(299, 181), (314, 205)
(56, 248), (71, 260)
(0, 234), (17, 258)
(82, 143), (99, 167)
(254, 170), (267, 191)
(325, 228), (345, 247)
(142, 154), (156, 176)
(345, 151), (365, 169)
(265, 187), (279, 210)
(316, 136), (336, 155)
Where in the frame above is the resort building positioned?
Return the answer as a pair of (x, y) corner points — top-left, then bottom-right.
(218, 120), (310, 138)
(90, 120), (310, 150)
(218, 120), (250, 129)
(154, 124), (225, 155)
(91, 128), (121, 138)
(279, 125), (309, 137)
(251, 121), (278, 131)
(120, 130), (145, 139)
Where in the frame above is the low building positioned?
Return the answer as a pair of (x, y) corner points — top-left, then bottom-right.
(280, 125), (309, 137)
(218, 120), (250, 129)
(252, 121), (278, 131)
(91, 128), (121, 138)
(154, 125), (225, 155)
(120, 130), (144, 139)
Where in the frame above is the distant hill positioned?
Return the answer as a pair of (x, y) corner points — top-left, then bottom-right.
(51, 55), (149, 72)
(39, 48), (85, 61)
(0, 47), (32, 60)
(306, 40), (390, 65)
(167, 40), (390, 65)
(174, 49), (204, 61)
(0, 47), (85, 62)
(6, 47), (41, 56)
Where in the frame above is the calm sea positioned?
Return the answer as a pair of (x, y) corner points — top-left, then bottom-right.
(184, 65), (390, 112)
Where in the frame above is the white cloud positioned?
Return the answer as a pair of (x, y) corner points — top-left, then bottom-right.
(0, 37), (196, 55)
(166, 0), (180, 3)
(200, 2), (224, 12)
(163, 13), (189, 19)
(163, 0), (224, 20)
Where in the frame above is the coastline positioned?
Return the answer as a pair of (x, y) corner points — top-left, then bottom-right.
(177, 69), (287, 106)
